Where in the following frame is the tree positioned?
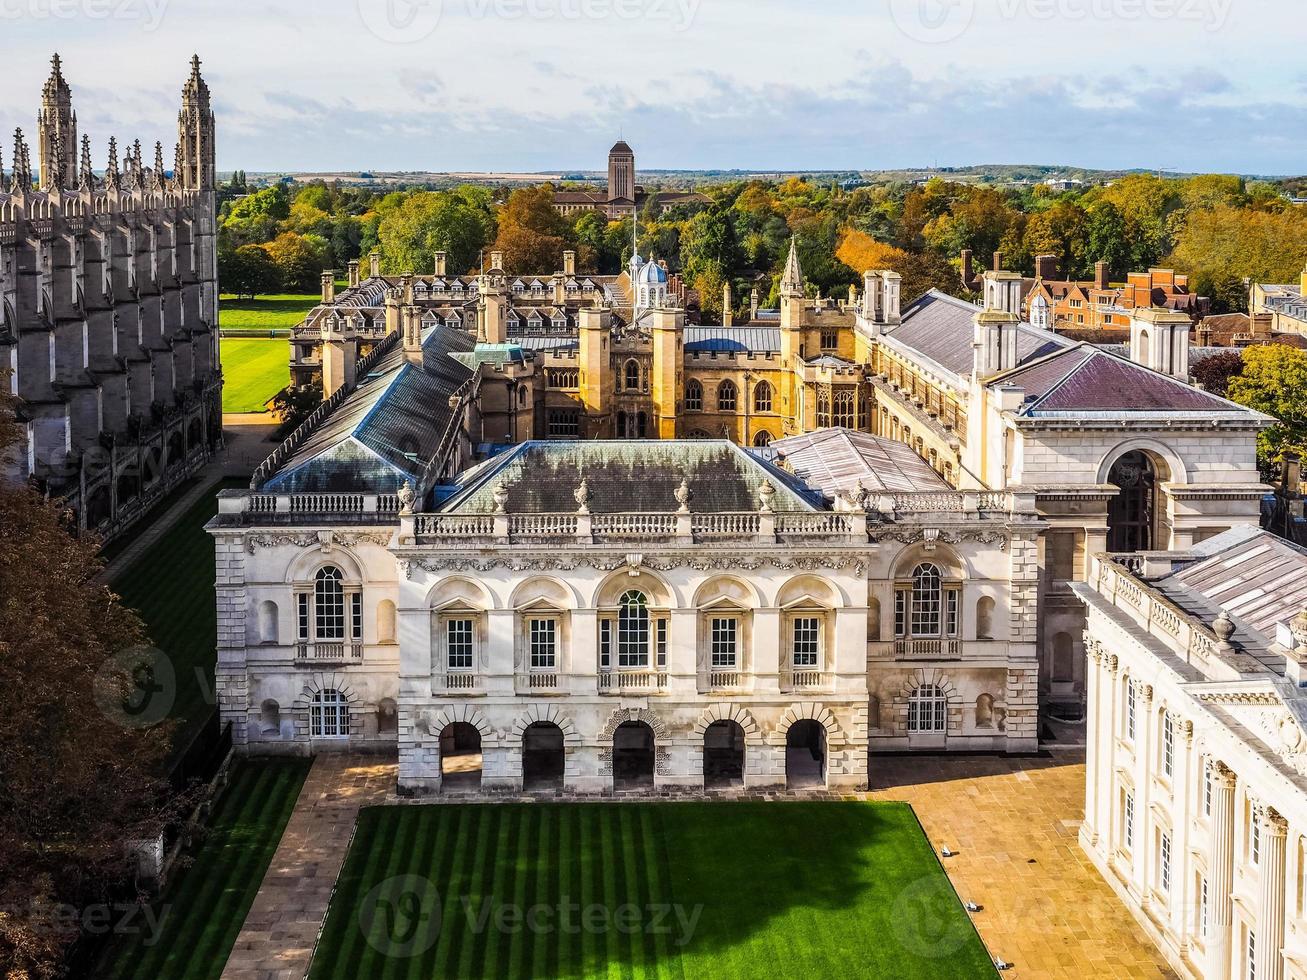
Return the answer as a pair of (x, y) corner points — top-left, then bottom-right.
(1084, 201), (1130, 280)
(1190, 349), (1244, 398)
(219, 244), (280, 299)
(377, 190), (494, 276)
(1168, 205), (1307, 313)
(0, 391), (176, 979)
(834, 229), (909, 275)
(1227, 345), (1307, 468)
(489, 185), (570, 274)
(261, 232), (329, 292)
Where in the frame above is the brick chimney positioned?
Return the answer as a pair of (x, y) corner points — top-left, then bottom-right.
(563, 250), (576, 276)
(1034, 255), (1058, 281)
(961, 249), (974, 289)
(1094, 261), (1109, 291)
(369, 250), (381, 277)
(992, 251), (1004, 273)
(434, 251), (447, 276)
(321, 270), (335, 304)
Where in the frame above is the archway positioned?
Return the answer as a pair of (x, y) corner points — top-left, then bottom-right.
(440, 722), (483, 792)
(703, 719), (745, 788)
(612, 720), (655, 790)
(522, 721), (565, 791)
(1107, 450), (1159, 552)
(786, 719), (826, 788)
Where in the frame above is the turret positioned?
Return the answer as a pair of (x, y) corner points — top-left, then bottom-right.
(578, 306), (613, 436)
(38, 54), (76, 190)
(177, 55), (215, 191)
(1130, 308), (1192, 381)
(479, 268), (508, 344)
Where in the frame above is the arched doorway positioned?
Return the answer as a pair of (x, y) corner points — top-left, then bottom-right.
(522, 722), (565, 791)
(786, 719), (826, 788)
(440, 722), (482, 792)
(703, 720), (745, 788)
(1107, 451), (1158, 552)
(612, 721), (655, 790)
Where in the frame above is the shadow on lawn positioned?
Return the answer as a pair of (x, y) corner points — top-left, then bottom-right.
(315, 800), (996, 980)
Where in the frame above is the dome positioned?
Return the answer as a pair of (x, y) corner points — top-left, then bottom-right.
(636, 260), (668, 285)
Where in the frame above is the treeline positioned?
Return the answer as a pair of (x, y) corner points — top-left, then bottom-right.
(216, 171), (1307, 316)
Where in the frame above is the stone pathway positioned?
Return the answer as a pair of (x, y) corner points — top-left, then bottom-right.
(220, 754), (395, 980)
(870, 750), (1177, 980)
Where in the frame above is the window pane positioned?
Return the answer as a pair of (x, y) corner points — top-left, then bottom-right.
(314, 567), (345, 640)
(910, 564), (942, 636)
(793, 617), (819, 667)
(618, 592), (649, 667)
(711, 617), (737, 668)
(447, 619), (474, 671)
(530, 618), (556, 669)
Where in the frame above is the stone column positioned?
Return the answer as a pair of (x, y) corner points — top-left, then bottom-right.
(1208, 763), (1237, 980)
(1097, 655), (1120, 852)
(1172, 718), (1195, 947)
(1082, 639), (1103, 848)
(1256, 806), (1288, 980)
(1133, 683), (1155, 904)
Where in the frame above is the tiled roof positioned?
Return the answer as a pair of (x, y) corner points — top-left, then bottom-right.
(684, 327), (781, 353)
(761, 428), (949, 496)
(441, 440), (823, 514)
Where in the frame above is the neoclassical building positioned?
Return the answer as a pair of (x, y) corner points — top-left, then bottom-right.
(1, 56), (221, 538)
(1078, 527), (1307, 980)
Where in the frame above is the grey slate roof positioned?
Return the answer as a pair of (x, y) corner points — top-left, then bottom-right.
(441, 440), (824, 514)
(760, 428), (949, 497)
(684, 327), (781, 353)
(262, 325), (476, 493)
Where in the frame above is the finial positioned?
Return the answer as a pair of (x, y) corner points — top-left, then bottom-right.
(492, 481), (510, 515)
(674, 477), (693, 514)
(1214, 608), (1237, 652)
(574, 477), (592, 515)
(51, 52), (61, 74)
(398, 481), (416, 516)
(105, 136), (120, 189)
(78, 133), (93, 189)
(758, 479), (776, 514)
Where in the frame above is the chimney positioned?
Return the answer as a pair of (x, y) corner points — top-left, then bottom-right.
(750, 287), (759, 321)
(1130, 308), (1192, 380)
(992, 251), (1003, 273)
(722, 281), (733, 326)
(848, 284), (859, 309)
(973, 309), (1021, 379)
(321, 270), (335, 304)
(882, 271), (902, 325)
(1252, 312), (1273, 339)
(347, 260), (360, 288)
(961, 249), (974, 288)
(490, 250), (505, 272)
(863, 270), (883, 323)
(434, 251), (447, 277)
(552, 275), (566, 305)
(983, 271), (1023, 316)
(1034, 255), (1058, 281)
(402, 305), (423, 362)
(369, 250), (381, 277)
(563, 250), (576, 276)
(320, 315), (357, 398)
(1094, 261), (1109, 291)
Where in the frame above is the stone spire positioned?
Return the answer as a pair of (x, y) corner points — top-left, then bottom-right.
(126, 139), (143, 189)
(151, 141), (166, 190)
(178, 54), (215, 191)
(104, 136), (120, 190)
(11, 128), (32, 193)
(78, 133), (93, 189)
(781, 236), (805, 297)
(38, 52), (77, 190)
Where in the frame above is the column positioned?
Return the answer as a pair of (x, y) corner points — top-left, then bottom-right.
(1208, 763), (1237, 980)
(1256, 806), (1288, 980)
(1172, 719), (1195, 947)
(1098, 656), (1120, 852)
(1082, 639), (1103, 848)
(1134, 684), (1156, 904)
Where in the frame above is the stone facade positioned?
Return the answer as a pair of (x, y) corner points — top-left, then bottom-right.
(1, 56), (221, 539)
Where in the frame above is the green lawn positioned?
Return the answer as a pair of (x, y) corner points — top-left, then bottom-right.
(311, 801), (996, 980)
(98, 758), (311, 980)
(218, 293), (320, 335)
(109, 480), (242, 751)
(221, 337), (290, 413)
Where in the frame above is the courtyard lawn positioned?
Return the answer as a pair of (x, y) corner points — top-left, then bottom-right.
(221, 337), (290, 413)
(311, 801), (996, 980)
(98, 758), (311, 980)
(109, 479), (242, 750)
(218, 292), (320, 335)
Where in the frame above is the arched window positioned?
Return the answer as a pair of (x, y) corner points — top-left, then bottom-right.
(717, 380), (737, 412)
(297, 565), (362, 653)
(753, 430), (773, 447)
(821, 327), (838, 350)
(688, 429), (711, 440)
(894, 562), (960, 640)
(833, 390), (855, 428)
(817, 390), (831, 428)
(617, 590), (650, 668)
(754, 381), (773, 413)
(310, 689), (349, 738)
(685, 379), (703, 411)
(624, 359), (641, 391)
(908, 684), (947, 733)
(314, 566), (345, 640)
(1107, 451), (1158, 553)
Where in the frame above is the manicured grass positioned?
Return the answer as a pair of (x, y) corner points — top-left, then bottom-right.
(98, 758), (312, 980)
(109, 480), (242, 749)
(311, 801), (996, 980)
(218, 292), (320, 335)
(221, 337), (290, 413)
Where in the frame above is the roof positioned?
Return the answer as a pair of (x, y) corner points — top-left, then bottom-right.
(889, 290), (1068, 379)
(262, 325), (476, 492)
(440, 440), (824, 514)
(684, 326), (781, 354)
(991, 344), (1257, 416)
(1148, 526), (1307, 675)
(761, 428), (950, 497)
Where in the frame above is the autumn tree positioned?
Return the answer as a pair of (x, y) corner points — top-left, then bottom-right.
(490, 185), (571, 274)
(261, 231), (330, 292)
(1227, 345), (1307, 467)
(0, 392), (177, 979)
(377, 189), (494, 276)
(1191, 349), (1244, 398)
(1168, 205), (1307, 312)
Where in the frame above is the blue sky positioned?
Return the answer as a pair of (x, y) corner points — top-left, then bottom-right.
(1, 0), (1303, 174)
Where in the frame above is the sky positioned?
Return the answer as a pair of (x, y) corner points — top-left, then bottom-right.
(1, 0), (1304, 175)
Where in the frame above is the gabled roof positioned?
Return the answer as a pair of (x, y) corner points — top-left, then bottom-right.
(684, 326), (780, 353)
(990, 344), (1257, 415)
(761, 428), (949, 497)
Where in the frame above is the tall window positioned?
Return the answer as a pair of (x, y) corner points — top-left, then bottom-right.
(618, 591), (650, 668)
(821, 327), (838, 349)
(548, 409), (580, 438)
(314, 566), (345, 640)
(717, 381), (737, 412)
(907, 684), (947, 734)
(1126, 678), (1137, 741)
(792, 617), (820, 667)
(310, 689), (349, 738)
(1204, 764), (1213, 816)
(685, 379), (703, 411)
(833, 390), (855, 428)
(817, 390), (831, 428)
(447, 619), (474, 671)
(1200, 876), (1208, 937)
(710, 617), (737, 669)
(1160, 831), (1172, 893)
(911, 563), (942, 636)
(624, 359), (641, 391)
(529, 618), (556, 670)
(1124, 790), (1135, 849)
(1162, 712), (1174, 778)
(754, 381), (773, 413)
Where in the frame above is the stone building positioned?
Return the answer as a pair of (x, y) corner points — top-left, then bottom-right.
(1, 56), (221, 538)
(1078, 527), (1307, 980)
(1251, 263), (1307, 336)
(551, 141), (709, 219)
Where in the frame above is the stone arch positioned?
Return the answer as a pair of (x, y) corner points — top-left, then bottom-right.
(593, 567), (678, 609)
(692, 575), (762, 609)
(510, 704), (583, 745)
(509, 575), (579, 610)
(286, 546), (366, 585)
(896, 668), (961, 704)
(599, 706), (670, 741)
(422, 703), (499, 747)
(426, 574), (497, 610)
(291, 674), (364, 738)
(890, 542), (968, 580)
(257, 599), (279, 643)
(775, 574), (845, 609)
(772, 702), (844, 745)
(692, 703), (764, 743)
(1094, 438), (1186, 486)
